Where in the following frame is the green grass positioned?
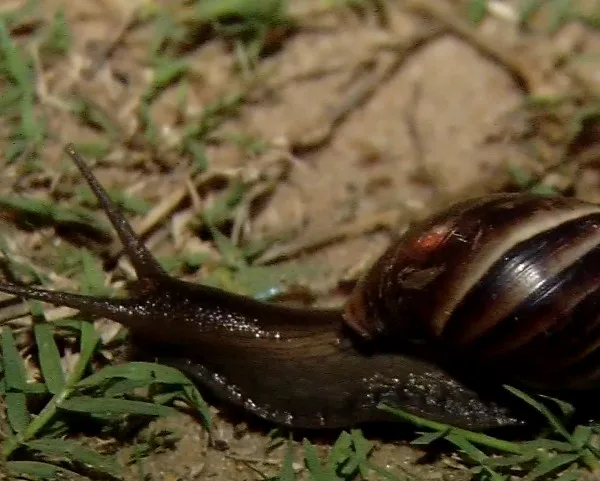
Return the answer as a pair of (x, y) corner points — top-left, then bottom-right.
(267, 431), (391, 481)
(0, 247), (211, 480)
(0, 3), (68, 165)
(466, 0), (589, 30)
(222, 389), (600, 481)
(3, 0), (600, 480)
(0, 2), (334, 477)
(379, 394), (600, 481)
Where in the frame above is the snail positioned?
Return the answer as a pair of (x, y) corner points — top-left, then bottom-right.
(1, 145), (597, 432)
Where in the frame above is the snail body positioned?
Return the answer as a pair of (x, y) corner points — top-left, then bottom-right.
(0, 146), (597, 431)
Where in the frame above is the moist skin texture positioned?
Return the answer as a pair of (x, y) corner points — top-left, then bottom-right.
(0, 146), (530, 430)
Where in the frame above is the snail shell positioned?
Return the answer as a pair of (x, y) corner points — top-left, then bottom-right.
(344, 193), (600, 392)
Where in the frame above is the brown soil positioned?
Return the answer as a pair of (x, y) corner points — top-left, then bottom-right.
(2, 0), (600, 480)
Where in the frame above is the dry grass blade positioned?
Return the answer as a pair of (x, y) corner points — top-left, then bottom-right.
(3, 0), (600, 480)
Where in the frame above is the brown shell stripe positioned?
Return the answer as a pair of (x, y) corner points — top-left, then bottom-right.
(432, 200), (600, 343)
(445, 214), (600, 361)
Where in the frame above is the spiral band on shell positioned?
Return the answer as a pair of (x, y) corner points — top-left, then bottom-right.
(345, 194), (600, 391)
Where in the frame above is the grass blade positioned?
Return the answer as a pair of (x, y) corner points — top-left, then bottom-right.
(302, 440), (327, 481)
(378, 403), (523, 455)
(345, 429), (372, 477)
(525, 452), (580, 480)
(555, 468), (587, 481)
(1, 326), (30, 433)
(76, 361), (196, 388)
(0, 195), (110, 235)
(504, 386), (571, 441)
(326, 431), (352, 471)
(103, 378), (153, 397)
(1, 326), (27, 391)
(523, 439), (575, 452)
(0, 381), (47, 396)
(467, 0), (489, 24)
(445, 432), (487, 464)
(25, 438), (121, 479)
(32, 302), (65, 394)
(7, 460), (88, 480)
(0, 18), (31, 85)
(572, 426), (592, 450)
(5, 392), (29, 435)
(411, 430), (447, 445)
(79, 250), (110, 296)
(75, 361), (211, 426)
(59, 396), (177, 417)
(77, 321), (100, 373)
(518, 0), (546, 25)
(181, 383), (211, 428)
(278, 439), (296, 481)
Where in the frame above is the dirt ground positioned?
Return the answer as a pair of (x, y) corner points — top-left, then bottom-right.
(3, 0), (600, 480)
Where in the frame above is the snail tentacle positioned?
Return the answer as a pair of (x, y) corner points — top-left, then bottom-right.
(65, 144), (167, 282)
